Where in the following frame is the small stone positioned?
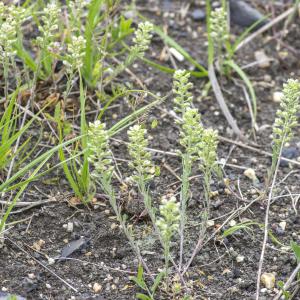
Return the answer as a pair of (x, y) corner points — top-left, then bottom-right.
(169, 47), (184, 62)
(224, 188), (232, 195)
(260, 288), (268, 294)
(191, 9), (206, 21)
(279, 221), (286, 231)
(28, 273), (35, 279)
(48, 258), (55, 265)
(250, 188), (258, 195)
(264, 75), (272, 82)
(45, 283), (51, 289)
(66, 222), (74, 233)
(93, 282), (102, 293)
(32, 239), (45, 251)
(110, 223), (117, 230)
(207, 220), (215, 227)
(278, 51), (288, 60)
(229, 220), (237, 227)
(123, 10), (136, 19)
(229, 247), (238, 257)
(223, 177), (230, 186)
(210, 190), (219, 198)
(244, 168), (258, 183)
(273, 91), (283, 103)
(280, 147), (300, 167)
(236, 255), (245, 263)
(254, 50), (271, 68)
(261, 272), (276, 289)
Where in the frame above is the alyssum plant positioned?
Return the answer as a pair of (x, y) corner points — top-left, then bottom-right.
(87, 70), (219, 297)
(256, 79), (300, 299)
(55, 21), (153, 203)
(173, 70), (219, 273)
(207, 0), (257, 128)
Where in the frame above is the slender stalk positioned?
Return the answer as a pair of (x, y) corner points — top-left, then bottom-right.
(256, 141), (284, 300)
(100, 177), (153, 278)
(182, 170), (211, 276)
(178, 154), (191, 271)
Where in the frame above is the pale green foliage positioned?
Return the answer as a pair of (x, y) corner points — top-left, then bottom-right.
(63, 35), (86, 73)
(87, 120), (114, 180)
(0, 3), (5, 18)
(127, 124), (155, 183)
(210, 6), (229, 47)
(69, 0), (89, 21)
(156, 195), (180, 243)
(107, 21), (153, 82)
(180, 108), (204, 161)
(7, 5), (27, 28)
(173, 70), (193, 114)
(0, 18), (17, 60)
(131, 21), (154, 58)
(199, 128), (219, 172)
(272, 79), (300, 157)
(0, 4), (24, 61)
(37, 2), (60, 49)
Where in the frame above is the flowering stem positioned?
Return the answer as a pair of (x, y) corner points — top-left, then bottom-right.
(256, 139), (284, 300)
(179, 154), (192, 272)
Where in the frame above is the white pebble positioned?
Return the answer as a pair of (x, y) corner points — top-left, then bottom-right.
(279, 221), (286, 231)
(236, 255), (245, 263)
(169, 47), (184, 62)
(67, 222), (74, 233)
(273, 91), (283, 103)
(206, 220), (215, 227)
(254, 50), (271, 68)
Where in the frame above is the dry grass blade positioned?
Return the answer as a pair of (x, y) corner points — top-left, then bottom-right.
(236, 4), (300, 52)
(208, 64), (244, 139)
(273, 262), (300, 300)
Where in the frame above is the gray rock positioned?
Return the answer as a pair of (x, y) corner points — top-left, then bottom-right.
(192, 9), (206, 21)
(229, 0), (268, 29)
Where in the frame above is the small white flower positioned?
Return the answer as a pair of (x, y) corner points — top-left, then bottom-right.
(173, 70), (193, 114)
(37, 2), (60, 49)
(210, 6), (229, 51)
(63, 35), (86, 73)
(87, 121), (114, 180)
(156, 195), (180, 242)
(0, 17), (17, 60)
(272, 79), (300, 158)
(127, 124), (155, 183)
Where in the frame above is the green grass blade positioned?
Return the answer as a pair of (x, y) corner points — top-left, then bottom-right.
(154, 25), (207, 74)
(0, 157), (47, 232)
(83, 0), (105, 83)
(142, 57), (207, 78)
(139, 13), (207, 74)
(108, 91), (168, 136)
(14, 39), (38, 73)
(0, 135), (82, 193)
